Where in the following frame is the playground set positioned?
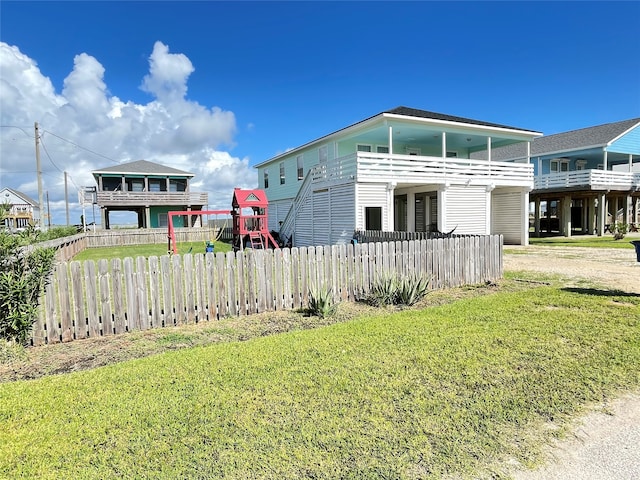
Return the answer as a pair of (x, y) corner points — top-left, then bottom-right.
(167, 188), (280, 254)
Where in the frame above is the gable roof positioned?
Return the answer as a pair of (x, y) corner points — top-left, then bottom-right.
(383, 106), (539, 133)
(491, 118), (640, 160)
(92, 160), (194, 177)
(0, 187), (39, 206)
(256, 106), (541, 167)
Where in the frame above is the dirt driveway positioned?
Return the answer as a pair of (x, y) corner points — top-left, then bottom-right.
(504, 244), (640, 294)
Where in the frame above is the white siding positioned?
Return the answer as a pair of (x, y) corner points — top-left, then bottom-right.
(444, 185), (487, 234)
(329, 184), (356, 245)
(268, 198), (293, 231)
(312, 189), (330, 246)
(355, 183), (389, 230)
(492, 191), (524, 245)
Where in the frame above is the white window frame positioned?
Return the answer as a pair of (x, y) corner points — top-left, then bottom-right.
(319, 145), (328, 163)
(550, 159), (570, 172)
(376, 145), (389, 154)
(296, 155), (304, 181)
(356, 144), (372, 152)
(279, 162), (285, 185)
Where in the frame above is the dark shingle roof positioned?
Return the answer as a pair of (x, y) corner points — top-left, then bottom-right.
(490, 117), (640, 160)
(384, 106), (539, 133)
(531, 118), (640, 155)
(92, 160), (193, 176)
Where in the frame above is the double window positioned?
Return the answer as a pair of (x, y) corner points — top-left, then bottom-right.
(550, 159), (569, 172)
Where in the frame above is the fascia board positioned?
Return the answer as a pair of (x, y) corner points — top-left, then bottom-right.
(382, 113), (543, 140)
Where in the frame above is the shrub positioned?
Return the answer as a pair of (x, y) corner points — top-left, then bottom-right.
(363, 274), (431, 307)
(611, 222), (628, 240)
(0, 208), (56, 344)
(308, 287), (338, 318)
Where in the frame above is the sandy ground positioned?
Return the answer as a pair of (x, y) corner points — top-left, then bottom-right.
(504, 244), (640, 479)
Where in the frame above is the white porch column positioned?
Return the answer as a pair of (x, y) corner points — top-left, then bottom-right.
(388, 125), (393, 154)
(588, 197), (597, 234)
(526, 142), (531, 164)
(486, 184), (495, 235)
(407, 191), (416, 232)
(521, 189), (530, 246)
(145, 207), (151, 229)
(603, 150), (608, 170)
(629, 154), (633, 172)
(562, 195), (572, 237)
(441, 132), (446, 159)
(487, 136), (492, 163)
(387, 182), (396, 232)
(437, 184), (448, 232)
(597, 193), (606, 236)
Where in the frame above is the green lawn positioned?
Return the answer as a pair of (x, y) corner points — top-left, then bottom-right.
(1, 285), (638, 479)
(529, 234), (638, 249)
(73, 240), (233, 262)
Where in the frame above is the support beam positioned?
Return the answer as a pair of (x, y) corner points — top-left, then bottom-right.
(407, 191), (416, 232)
(597, 193), (606, 236)
(562, 195), (572, 237)
(534, 197), (541, 237)
(521, 190), (530, 246)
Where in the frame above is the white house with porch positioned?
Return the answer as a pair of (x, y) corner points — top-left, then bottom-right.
(256, 107), (542, 247)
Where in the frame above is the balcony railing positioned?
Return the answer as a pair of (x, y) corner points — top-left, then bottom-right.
(308, 152), (534, 188)
(534, 170), (640, 192)
(96, 191), (208, 206)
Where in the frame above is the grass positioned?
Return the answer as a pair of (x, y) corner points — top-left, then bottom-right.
(72, 240), (232, 262)
(529, 234), (638, 249)
(1, 280), (639, 479)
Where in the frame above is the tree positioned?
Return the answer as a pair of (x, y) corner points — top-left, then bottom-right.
(0, 204), (56, 344)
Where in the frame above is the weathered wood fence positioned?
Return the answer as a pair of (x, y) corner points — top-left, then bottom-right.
(354, 230), (467, 243)
(31, 235), (503, 346)
(31, 233), (87, 262)
(85, 227), (233, 247)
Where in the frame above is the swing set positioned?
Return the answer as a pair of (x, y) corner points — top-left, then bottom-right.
(167, 188), (280, 254)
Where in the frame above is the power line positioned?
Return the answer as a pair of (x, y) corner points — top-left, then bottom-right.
(41, 129), (120, 164)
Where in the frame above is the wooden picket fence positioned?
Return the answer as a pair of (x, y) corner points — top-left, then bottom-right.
(31, 235), (503, 346)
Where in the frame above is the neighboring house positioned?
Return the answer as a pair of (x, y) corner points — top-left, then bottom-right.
(0, 187), (40, 230)
(92, 160), (208, 229)
(256, 106), (542, 247)
(490, 118), (640, 236)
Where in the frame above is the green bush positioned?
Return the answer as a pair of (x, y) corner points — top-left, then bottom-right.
(308, 287), (338, 318)
(396, 275), (431, 306)
(0, 208), (56, 344)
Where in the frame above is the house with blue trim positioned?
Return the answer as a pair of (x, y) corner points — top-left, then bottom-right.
(92, 160), (208, 229)
(490, 118), (640, 236)
(256, 107), (542, 246)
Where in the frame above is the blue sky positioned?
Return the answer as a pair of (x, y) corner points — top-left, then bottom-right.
(1, 1), (639, 225)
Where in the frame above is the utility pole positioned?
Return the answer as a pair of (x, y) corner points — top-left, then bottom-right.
(46, 190), (51, 228)
(34, 122), (46, 231)
(64, 171), (70, 226)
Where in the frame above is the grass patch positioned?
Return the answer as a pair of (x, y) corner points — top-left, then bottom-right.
(1, 283), (638, 479)
(73, 240), (232, 262)
(529, 235), (637, 249)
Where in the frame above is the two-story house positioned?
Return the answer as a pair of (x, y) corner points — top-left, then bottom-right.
(0, 187), (40, 230)
(255, 107), (542, 247)
(92, 160), (208, 229)
(490, 118), (640, 236)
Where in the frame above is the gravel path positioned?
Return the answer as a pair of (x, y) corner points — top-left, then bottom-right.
(504, 243), (640, 479)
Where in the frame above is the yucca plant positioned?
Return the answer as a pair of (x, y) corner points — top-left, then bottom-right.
(365, 274), (399, 306)
(396, 275), (431, 306)
(308, 286), (338, 318)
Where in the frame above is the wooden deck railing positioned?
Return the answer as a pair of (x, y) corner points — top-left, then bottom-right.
(96, 191), (208, 206)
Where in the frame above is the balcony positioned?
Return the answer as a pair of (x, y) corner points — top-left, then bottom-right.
(96, 191), (208, 207)
(309, 152), (534, 188)
(533, 170), (640, 193)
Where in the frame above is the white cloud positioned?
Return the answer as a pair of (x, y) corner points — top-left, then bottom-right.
(0, 41), (252, 226)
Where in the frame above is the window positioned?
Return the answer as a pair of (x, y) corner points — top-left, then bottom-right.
(158, 213), (168, 228)
(365, 207), (382, 230)
(297, 155), (304, 181)
(376, 146), (389, 154)
(550, 159), (570, 172)
(148, 180), (163, 192)
(576, 160), (587, 170)
(357, 144), (372, 152)
(319, 145), (328, 163)
(263, 170), (269, 189)
(446, 151), (458, 158)
(279, 162), (285, 185)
